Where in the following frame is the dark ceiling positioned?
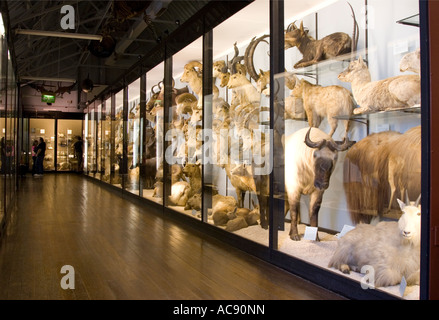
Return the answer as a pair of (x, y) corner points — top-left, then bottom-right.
(1, 0), (253, 110)
(3, 0), (211, 101)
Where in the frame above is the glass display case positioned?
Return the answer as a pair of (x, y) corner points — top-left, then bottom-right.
(57, 119), (83, 172)
(96, 103), (103, 180)
(86, 105), (96, 175)
(112, 90), (124, 188)
(0, 21), (18, 229)
(29, 119), (55, 172)
(127, 79), (141, 195)
(141, 62), (164, 205)
(274, 0), (421, 299)
(102, 97), (112, 183)
(82, 0), (430, 300)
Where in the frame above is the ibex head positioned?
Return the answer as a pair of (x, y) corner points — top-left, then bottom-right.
(284, 21), (310, 50)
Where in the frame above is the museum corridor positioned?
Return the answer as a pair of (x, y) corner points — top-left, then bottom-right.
(0, 174), (343, 300)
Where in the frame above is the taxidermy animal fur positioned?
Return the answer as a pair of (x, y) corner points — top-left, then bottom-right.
(338, 56), (421, 114)
(285, 127), (353, 240)
(168, 181), (192, 206)
(344, 127), (421, 224)
(285, 3), (359, 69)
(400, 48), (420, 74)
(328, 195), (421, 287)
(291, 76), (354, 137)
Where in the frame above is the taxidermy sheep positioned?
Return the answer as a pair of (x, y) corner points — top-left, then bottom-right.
(338, 56), (421, 114)
(328, 194), (421, 288)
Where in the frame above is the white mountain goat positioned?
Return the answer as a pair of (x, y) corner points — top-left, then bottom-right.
(338, 55), (421, 114)
(328, 195), (421, 287)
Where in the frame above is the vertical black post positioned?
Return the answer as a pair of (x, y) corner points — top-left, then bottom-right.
(202, 29), (213, 223)
(163, 50), (173, 206)
(419, 0), (430, 301)
(269, 0), (285, 250)
(139, 72), (147, 198)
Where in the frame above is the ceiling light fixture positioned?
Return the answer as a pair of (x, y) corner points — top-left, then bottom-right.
(15, 29), (103, 41)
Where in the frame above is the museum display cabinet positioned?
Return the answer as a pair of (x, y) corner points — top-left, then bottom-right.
(24, 116), (84, 173)
(83, 0), (436, 300)
(0, 15), (19, 236)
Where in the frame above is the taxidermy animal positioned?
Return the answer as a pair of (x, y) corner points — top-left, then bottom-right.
(343, 131), (402, 224)
(400, 48), (420, 74)
(291, 76), (354, 137)
(343, 127), (421, 224)
(285, 127), (353, 240)
(328, 194), (421, 287)
(338, 55), (421, 114)
(285, 3), (359, 69)
(180, 61), (219, 108)
(168, 181), (192, 206)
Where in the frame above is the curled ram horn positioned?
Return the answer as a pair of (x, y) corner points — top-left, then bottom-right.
(185, 61), (203, 71)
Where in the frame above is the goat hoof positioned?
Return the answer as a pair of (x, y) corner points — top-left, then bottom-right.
(290, 234), (301, 241)
(260, 222), (268, 230)
(340, 264), (350, 274)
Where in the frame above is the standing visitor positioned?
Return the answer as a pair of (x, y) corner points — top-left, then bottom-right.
(31, 140), (38, 176)
(34, 137), (46, 177)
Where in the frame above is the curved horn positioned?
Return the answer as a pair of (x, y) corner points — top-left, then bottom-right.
(327, 137), (353, 152)
(286, 21), (297, 32)
(244, 34), (269, 82)
(185, 61), (202, 71)
(405, 190), (410, 205)
(415, 194), (421, 207)
(230, 42), (244, 75)
(304, 128), (326, 149)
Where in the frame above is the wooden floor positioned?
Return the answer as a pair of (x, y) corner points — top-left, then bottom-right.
(0, 174), (344, 300)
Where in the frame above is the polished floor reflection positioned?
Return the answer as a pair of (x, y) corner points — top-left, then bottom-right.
(0, 174), (343, 300)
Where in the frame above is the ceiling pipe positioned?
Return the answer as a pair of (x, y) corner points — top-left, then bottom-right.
(15, 29), (103, 41)
(20, 76), (77, 83)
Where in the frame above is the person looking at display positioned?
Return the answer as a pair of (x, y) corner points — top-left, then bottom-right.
(31, 140), (38, 176)
(73, 136), (83, 173)
(34, 137), (46, 177)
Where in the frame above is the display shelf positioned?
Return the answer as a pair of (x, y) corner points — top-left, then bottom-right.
(396, 13), (419, 27)
(334, 105), (421, 121)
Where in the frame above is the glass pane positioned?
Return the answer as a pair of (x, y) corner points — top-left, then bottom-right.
(278, 0), (421, 299)
(112, 90), (124, 188)
(169, 37), (203, 219)
(57, 120), (83, 172)
(102, 97), (112, 183)
(127, 78), (141, 195)
(96, 103), (102, 180)
(208, 0), (270, 244)
(142, 63), (164, 205)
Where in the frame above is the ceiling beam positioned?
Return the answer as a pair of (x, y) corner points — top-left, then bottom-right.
(15, 29), (103, 41)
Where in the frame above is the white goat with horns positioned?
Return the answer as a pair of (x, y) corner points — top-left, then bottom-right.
(328, 193), (421, 287)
